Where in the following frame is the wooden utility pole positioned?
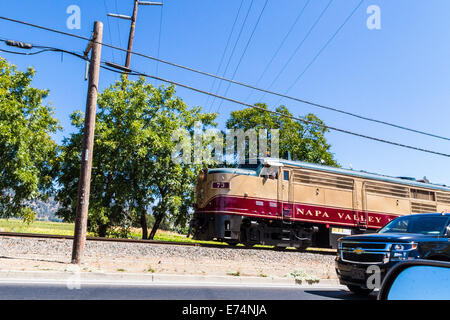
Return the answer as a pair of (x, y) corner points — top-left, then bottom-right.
(107, 1), (162, 72)
(125, 0), (140, 69)
(71, 21), (103, 264)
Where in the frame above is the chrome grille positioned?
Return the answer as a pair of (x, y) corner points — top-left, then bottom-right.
(342, 252), (386, 263)
(340, 241), (391, 264)
(341, 242), (386, 250)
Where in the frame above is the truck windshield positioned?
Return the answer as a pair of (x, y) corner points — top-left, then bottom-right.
(379, 215), (450, 235)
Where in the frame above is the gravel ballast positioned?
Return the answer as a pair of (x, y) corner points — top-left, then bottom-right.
(0, 236), (337, 280)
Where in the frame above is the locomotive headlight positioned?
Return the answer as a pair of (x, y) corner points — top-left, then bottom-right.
(198, 169), (207, 182)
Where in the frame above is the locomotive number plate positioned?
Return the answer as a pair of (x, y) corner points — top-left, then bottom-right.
(212, 182), (230, 189)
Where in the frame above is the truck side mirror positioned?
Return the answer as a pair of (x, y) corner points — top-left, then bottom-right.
(378, 260), (450, 300)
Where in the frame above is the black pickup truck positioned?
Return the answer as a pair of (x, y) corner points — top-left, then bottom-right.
(335, 213), (450, 295)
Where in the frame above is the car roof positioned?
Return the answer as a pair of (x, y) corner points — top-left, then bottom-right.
(398, 213), (450, 218)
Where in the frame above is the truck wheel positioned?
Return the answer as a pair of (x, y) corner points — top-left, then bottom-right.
(347, 285), (374, 296)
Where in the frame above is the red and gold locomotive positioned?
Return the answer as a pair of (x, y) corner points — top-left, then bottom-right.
(191, 158), (450, 249)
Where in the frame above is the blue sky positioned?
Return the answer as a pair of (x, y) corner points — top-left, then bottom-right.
(1, 0), (449, 185)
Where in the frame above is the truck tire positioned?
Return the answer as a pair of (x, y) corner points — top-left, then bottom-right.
(347, 285), (374, 296)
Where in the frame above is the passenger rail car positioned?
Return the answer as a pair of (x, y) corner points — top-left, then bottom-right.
(190, 158), (450, 249)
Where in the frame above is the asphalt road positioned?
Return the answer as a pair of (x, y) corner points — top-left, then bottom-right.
(0, 282), (377, 300)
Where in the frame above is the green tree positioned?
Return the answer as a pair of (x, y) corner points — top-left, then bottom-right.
(0, 58), (61, 220)
(226, 103), (338, 166)
(56, 77), (216, 238)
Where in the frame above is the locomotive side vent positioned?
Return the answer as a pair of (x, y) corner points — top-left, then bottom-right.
(437, 192), (450, 205)
(293, 170), (354, 190)
(411, 202), (437, 214)
(410, 188), (435, 201)
(365, 182), (409, 198)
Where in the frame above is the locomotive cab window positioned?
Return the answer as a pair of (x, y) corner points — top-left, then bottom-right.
(260, 165), (279, 180)
(237, 162), (260, 170)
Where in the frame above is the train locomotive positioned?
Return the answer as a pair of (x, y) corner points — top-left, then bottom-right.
(190, 158), (450, 249)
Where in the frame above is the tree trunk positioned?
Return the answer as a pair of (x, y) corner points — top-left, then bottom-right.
(98, 223), (108, 238)
(140, 209), (148, 240)
(148, 213), (164, 240)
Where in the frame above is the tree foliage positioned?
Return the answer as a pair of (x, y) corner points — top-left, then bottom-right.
(0, 58), (60, 219)
(55, 77), (216, 238)
(226, 103), (338, 166)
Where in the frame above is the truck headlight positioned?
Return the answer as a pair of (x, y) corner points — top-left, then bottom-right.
(390, 243), (418, 261)
(392, 243), (417, 251)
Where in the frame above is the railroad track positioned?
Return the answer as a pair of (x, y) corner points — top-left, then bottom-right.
(0, 231), (337, 255)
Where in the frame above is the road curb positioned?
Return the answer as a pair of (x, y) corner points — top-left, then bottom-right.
(0, 270), (340, 287)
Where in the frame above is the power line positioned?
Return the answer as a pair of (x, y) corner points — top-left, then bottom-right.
(103, 0), (116, 62)
(0, 16), (449, 142)
(258, 0), (334, 103)
(108, 0), (163, 73)
(155, 2), (164, 79)
(0, 48), (56, 56)
(205, 0), (245, 113)
(276, 0), (364, 106)
(100, 63), (450, 158)
(215, 0), (269, 113)
(2, 34), (448, 158)
(0, 43), (86, 60)
(114, 0), (124, 61)
(210, 0), (255, 111)
(245, 0), (311, 103)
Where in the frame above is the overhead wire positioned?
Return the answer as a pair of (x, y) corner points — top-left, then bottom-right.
(98, 63), (450, 158)
(257, 0), (334, 103)
(0, 16), (449, 141)
(103, 0), (116, 63)
(210, 0), (255, 111)
(245, 0), (311, 103)
(276, 0), (365, 106)
(155, 2), (164, 80)
(0, 43), (86, 61)
(114, 0), (124, 62)
(205, 0), (245, 113)
(215, 0), (269, 113)
(1, 35), (448, 158)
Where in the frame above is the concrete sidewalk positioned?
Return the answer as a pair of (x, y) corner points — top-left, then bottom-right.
(0, 270), (341, 287)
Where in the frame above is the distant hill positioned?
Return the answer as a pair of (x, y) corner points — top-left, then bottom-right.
(27, 197), (61, 222)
